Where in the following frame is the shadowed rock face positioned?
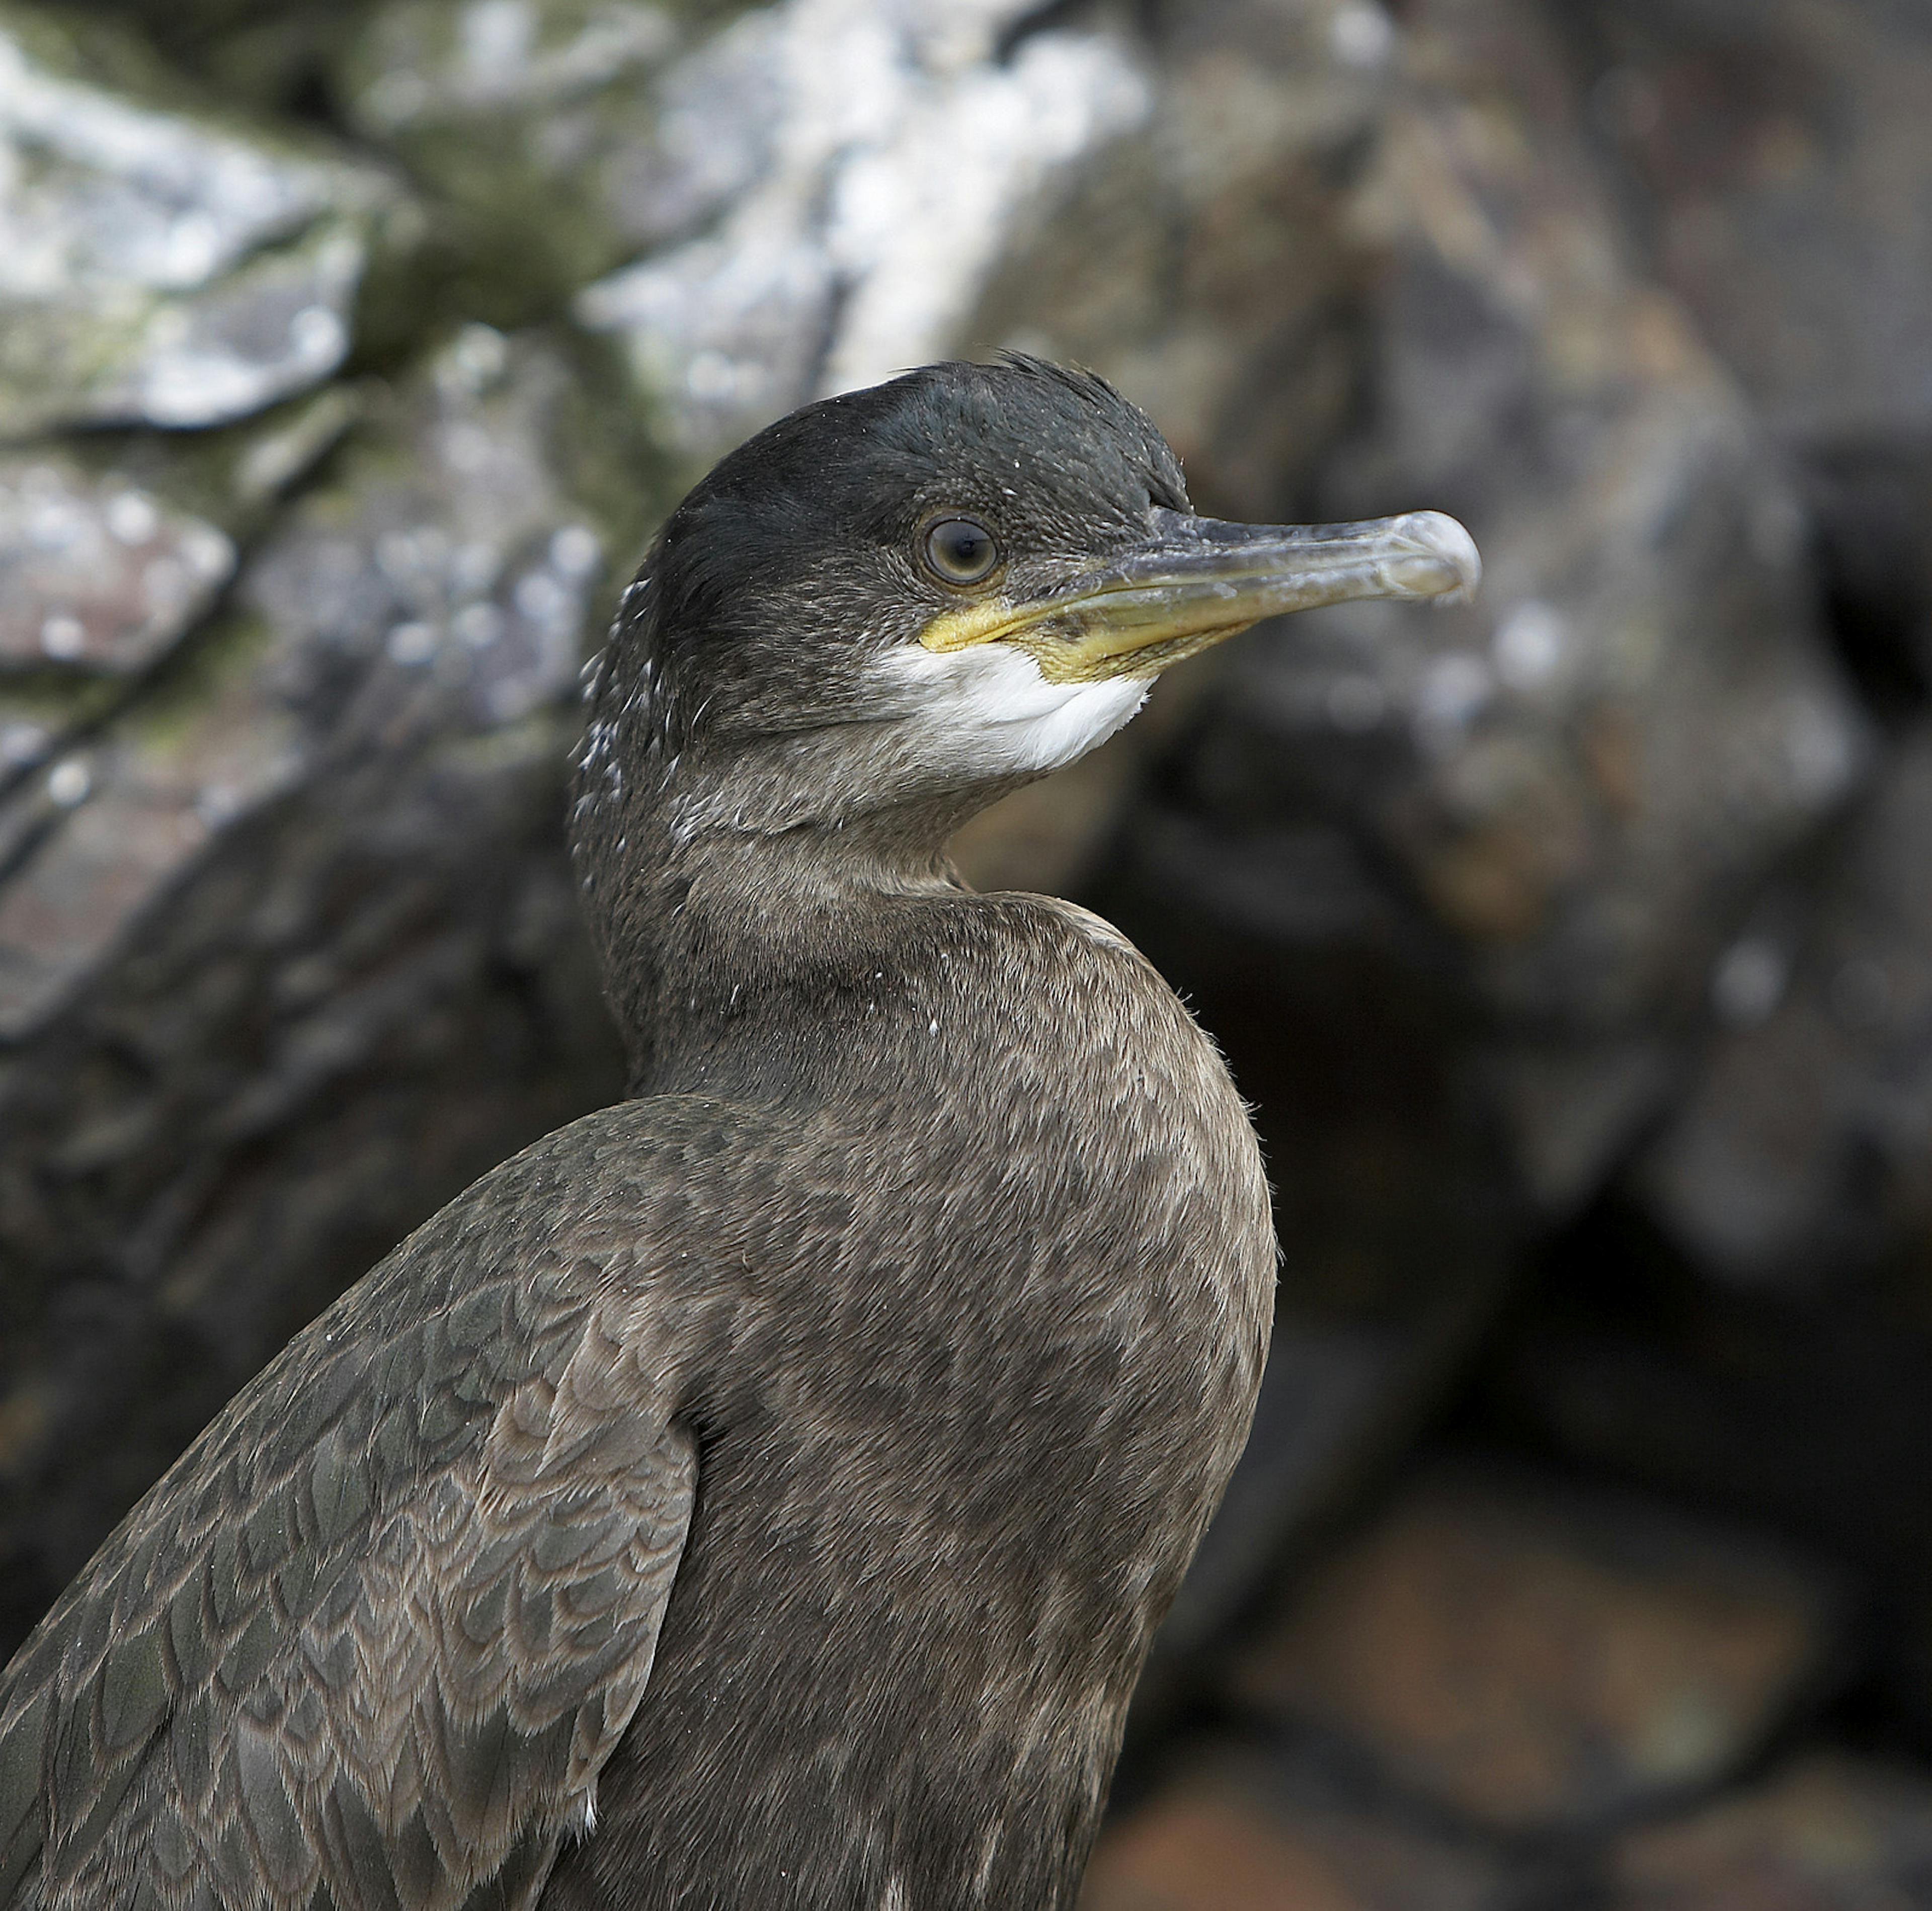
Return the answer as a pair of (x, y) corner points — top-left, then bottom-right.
(1634, 734), (1932, 1281)
(1104, 0), (1867, 1219)
(1559, 0), (1932, 689)
(0, 325), (640, 1647)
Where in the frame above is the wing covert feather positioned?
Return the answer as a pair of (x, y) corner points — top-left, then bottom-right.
(0, 1107), (720, 1911)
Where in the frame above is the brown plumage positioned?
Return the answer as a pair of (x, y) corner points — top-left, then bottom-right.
(0, 358), (1476, 1910)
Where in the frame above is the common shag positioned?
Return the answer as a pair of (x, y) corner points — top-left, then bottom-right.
(0, 357), (1477, 1911)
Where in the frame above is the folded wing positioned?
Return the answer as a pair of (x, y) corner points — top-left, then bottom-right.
(0, 1131), (702, 1911)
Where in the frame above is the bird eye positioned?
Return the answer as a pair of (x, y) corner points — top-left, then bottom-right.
(922, 517), (1001, 586)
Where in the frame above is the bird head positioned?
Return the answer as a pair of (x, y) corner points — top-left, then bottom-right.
(575, 355), (1477, 861)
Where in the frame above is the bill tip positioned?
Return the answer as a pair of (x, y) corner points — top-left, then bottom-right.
(1402, 511), (1482, 605)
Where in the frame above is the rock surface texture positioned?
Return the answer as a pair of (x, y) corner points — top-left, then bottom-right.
(7, 0), (1932, 1897)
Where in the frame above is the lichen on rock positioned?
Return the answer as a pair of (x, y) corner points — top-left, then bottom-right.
(0, 5), (403, 438)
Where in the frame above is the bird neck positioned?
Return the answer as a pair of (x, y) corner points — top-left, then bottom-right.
(589, 795), (990, 1100)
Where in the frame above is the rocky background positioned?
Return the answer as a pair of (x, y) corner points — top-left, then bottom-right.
(1, 0), (1929, 1902)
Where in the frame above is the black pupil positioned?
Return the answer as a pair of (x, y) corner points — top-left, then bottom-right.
(931, 520), (993, 578)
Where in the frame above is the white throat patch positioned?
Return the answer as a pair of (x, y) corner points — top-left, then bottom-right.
(877, 641), (1149, 780)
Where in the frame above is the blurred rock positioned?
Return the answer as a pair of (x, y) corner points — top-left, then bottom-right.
(1565, 0), (1932, 692)
(1229, 1465), (1834, 1832)
(1124, 1301), (1504, 1764)
(970, 0), (1397, 521)
(336, 0), (1159, 440)
(0, 457), (232, 675)
(0, 4), (403, 438)
(336, 0), (689, 323)
(0, 325), (644, 1652)
(81, 1), (367, 116)
(0, 325), (625, 1039)
(1637, 730), (1932, 1282)
(1609, 1756), (1932, 1910)
(237, 324), (634, 731)
(0, 388), (360, 808)
(573, 0), (1152, 466)
(1480, 1197), (1932, 1644)
(1083, 1752), (1516, 1911)
(1898, 1600), (1932, 1754)
(1327, 0), (1864, 1179)
(1099, 0), (1867, 1255)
